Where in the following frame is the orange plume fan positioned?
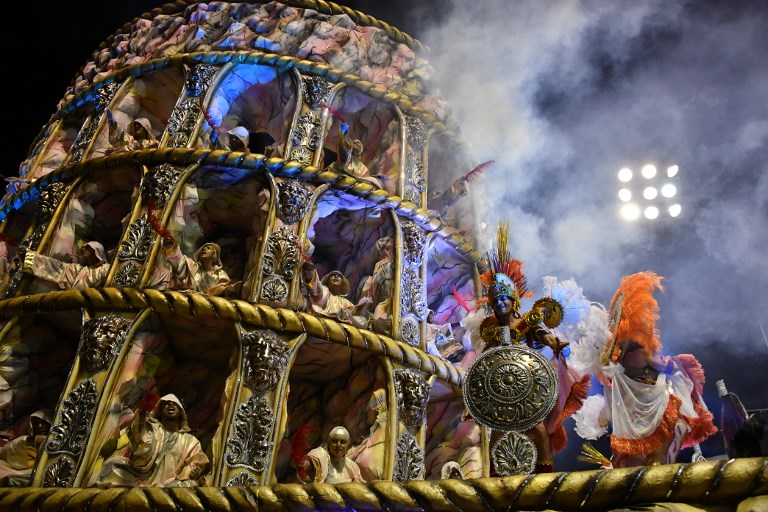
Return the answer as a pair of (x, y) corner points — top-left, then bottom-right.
(609, 271), (664, 355)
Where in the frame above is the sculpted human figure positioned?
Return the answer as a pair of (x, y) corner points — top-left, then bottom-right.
(217, 126), (250, 153)
(300, 261), (371, 328)
(0, 409), (52, 486)
(160, 239), (234, 295)
(22, 241), (109, 290)
(331, 123), (381, 187)
(106, 110), (159, 154)
(94, 394), (208, 488)
(300, 426), (365, 484)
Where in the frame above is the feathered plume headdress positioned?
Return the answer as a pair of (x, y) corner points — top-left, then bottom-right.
(601, 271), (664, 364)
(479, 220), (532, 306)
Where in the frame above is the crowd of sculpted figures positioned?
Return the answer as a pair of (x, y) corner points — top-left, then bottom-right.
(0, 109), (735, 486)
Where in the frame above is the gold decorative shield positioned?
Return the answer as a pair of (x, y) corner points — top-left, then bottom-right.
(462, 345), (558, 431)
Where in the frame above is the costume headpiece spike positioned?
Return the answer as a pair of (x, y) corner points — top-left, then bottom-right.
(479, 220), (532, 303)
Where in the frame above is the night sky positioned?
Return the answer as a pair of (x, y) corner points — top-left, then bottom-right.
(6, 0), (768, 469)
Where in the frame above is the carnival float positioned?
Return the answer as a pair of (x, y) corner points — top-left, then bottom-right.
(0, 1), (764, 510)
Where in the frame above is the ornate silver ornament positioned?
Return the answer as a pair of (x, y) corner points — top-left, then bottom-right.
(301, 76), (333, 109)
(141, 164), (182, 206)
(462, 345), (558, 432)
(276, 180), (311, 225)
(42, 455), (77, 487)
(117, 216), (153, 262)
(399, 316), (420, 347)
(491, 431), (537, 476)
(113, 261), (142, 288)
(226, 471), (260, 486)
(46, 379), (98, 456)
(241, 329), (289, 393)
(393, 430), (424, 481)
(37, 182), (68, 223)
(79, 314), (131, 375)
(225, 394), (274, 472)
(395, 368), (430, 429)
(401, 220), (426, 268)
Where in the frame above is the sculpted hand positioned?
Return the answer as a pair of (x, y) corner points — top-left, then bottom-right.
(301, 261), (315, 283)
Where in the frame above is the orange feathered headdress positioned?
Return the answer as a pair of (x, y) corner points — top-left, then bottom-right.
(608, 271), (664, 357)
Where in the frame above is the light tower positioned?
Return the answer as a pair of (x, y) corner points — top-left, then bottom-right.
(617, 164), (681, 221)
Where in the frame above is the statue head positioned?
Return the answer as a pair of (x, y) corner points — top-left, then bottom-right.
(321, 270), (350, 297)
(150, 393), (190, 432)
(194, 243), (222, 270)
(242, 329), (289, 393)
(395, 369), (430, 429)
(327, 426), (351, 462)
(80, 314), (130, 375)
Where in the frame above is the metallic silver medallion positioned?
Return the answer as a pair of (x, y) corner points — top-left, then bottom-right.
(492, 431), (537, 475)
(462, 345), (558, 431)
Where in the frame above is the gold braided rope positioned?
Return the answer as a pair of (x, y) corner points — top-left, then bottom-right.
(55, 51), (461, 137)
(0, 458), (765, 511)
(0, 287), (463, 386)
(1, 149), (484, 271)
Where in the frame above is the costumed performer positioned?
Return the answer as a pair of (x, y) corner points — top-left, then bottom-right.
(106, 110), (159, 154)
(301, 261), (371, 328)
(469, 221), (590, 473)
(160, 239), (234, 296)
(571, 271), (717, 467)
(22, 241), (109, 290)
(0, 409), (52, 486)
(299, 426), (365, 484)
(94, 393), (209, 487)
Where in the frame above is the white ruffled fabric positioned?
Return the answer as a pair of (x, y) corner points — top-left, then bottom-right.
(573, 394), (609, 440)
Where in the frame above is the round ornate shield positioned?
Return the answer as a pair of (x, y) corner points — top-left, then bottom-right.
(492, 431), (537, 475)
(462, 345), (558, 431)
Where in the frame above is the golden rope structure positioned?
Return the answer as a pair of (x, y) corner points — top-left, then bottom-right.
(0, 457), (764, 511)
(0, 288), (464, 386)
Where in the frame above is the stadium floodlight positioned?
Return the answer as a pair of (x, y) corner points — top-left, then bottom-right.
(621, 203), (640, 220)
(617, 163), (682, 221)
(643, 187), (658, 200)
(641, 164), (657, 179)
(618, 188), (632, 202)
(661, 183), (677, 198)
(644, 206), (659, 219)
(618, 167), (633, 182)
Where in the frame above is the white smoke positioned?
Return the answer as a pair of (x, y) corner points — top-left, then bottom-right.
(417, 0), (768, 365)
